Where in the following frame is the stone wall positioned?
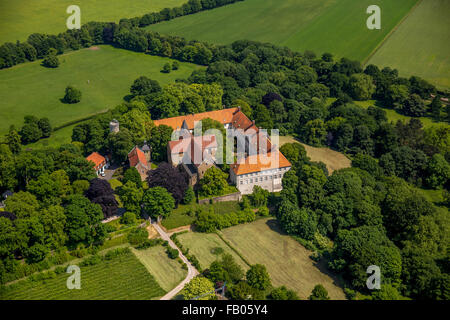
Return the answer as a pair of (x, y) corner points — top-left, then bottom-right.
(198, 192), (242, 204)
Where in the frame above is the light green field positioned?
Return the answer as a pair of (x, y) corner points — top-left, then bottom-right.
(353, 100), (449, 129)
(0, 0), (187, 43)
(0, 250), (165, 300)
(176, 231), (249, 271)
(132, 246), (187, 292)
(162, 201), (241, 230)
(368, 0), (450, 90)
(147, 0), (418, 61)
(220, 218), (346, 299)
(0, 45), (201, 135)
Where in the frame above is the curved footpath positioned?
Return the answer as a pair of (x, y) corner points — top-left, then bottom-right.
(152, 221), (199, 300)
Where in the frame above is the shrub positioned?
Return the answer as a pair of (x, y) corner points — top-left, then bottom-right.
(309, 284), (330, 300)
(162, 63), (171, 73)
(258, 207), (270, 216)
(42, 53), (59, 68)
(127, 227), (149, 246)
(166, 247), (179, 259)
(63, 86), (82, 103)
(121, 212), (137, 225)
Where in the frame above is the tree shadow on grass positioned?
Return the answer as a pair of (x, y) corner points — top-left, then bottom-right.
(265, 218), (288, 236)
(123, 94), (134, 102)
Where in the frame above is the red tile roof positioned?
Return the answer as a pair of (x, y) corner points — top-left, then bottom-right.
(153, 108), (239, 130)
(168, 135), (217, 154)
(128, 146), (149, 168)
(155, 107), (291, 175)
(231, 149), (291, 175)
(86, 152), (106, 170)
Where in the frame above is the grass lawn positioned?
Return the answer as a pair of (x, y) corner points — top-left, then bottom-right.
(279, 136), (351, 174)
(0, 45), (201, 135)
(26, 122), (81, 150)
(132, 246), (187, 292)
(0, 0), (187, 44)
(220, 218), (346, 299)
(0, 250), (165, 300)
(162, 201), (241, 230)
(147, 0), (418, 61)
(353, 100), (450, 129)
(175, 231), (249, 272)
(368, 0), (450, 90)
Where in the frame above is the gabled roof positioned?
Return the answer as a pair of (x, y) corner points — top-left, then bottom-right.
(153, 108), (239, 130)
(168, 134), (217, 154)
(128, 146), (149, 168)
(232, 110), (253, 130)
(86, 152), (106, 167)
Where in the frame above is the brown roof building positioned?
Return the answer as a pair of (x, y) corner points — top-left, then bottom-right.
(154, 108), (291, 194)
(128, 142), (151, 181)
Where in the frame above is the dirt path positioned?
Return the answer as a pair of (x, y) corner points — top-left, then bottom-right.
(152, 222), (199, 300)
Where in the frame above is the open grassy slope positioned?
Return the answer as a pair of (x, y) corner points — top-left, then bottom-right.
(132, 246), (187, 292)
(353, 100), (450, 129)
(368, 0), (450, 90)
(221, 218), (346, 299)
(0, 45), (201, 135)
(147, 0), (418, 61)
(0, 0), (187, 43)
(279, 136), (351, 174)
(0, 250), (165, 300)
(175, 232), (249, 271)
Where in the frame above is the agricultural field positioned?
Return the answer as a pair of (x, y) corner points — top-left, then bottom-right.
(175, 231), (249, 271)
(0, 0), (187, 43)
(132, 246), (187, 292)
(147, 0), (418, 62)
(220, 218), (346, 299)
(0, 250), (165, 300)
(368, 0), (450, 90)
(279, 136), (351, 174)
(0, 45), (201, 135)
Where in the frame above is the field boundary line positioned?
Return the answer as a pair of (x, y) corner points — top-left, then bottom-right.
(362, 0), (424, 66)
(215, 231), (251, 267)
(52, 109), (109, 131)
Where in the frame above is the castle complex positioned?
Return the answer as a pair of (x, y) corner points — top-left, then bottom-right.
(154, 107), (291, 195)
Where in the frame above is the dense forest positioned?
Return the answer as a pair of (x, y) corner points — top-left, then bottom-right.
(0, 7), (449, 300)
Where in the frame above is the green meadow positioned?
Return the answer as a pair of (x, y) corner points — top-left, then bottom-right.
(0, 45), (201, 135)
(147, 0), (418, 61)
(0, 0), (187, 43)
(368, 0), (450, 90)
(353, 100), (449, 129)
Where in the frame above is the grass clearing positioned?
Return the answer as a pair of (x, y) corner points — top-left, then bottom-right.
(353, 100), (449, 129)
(132, 246), (187, 292)
(0, 250), (165, 300)
(162, 201), (241, 230)
(279, 136), (351, 174)
(175, 231), (249, 271)
(221, 218), (346, 299)
(0, 0), (187, 43)
(147, 0), (418, 61)
(0, 45), (201, 135)
(368, 0), (450, 90)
